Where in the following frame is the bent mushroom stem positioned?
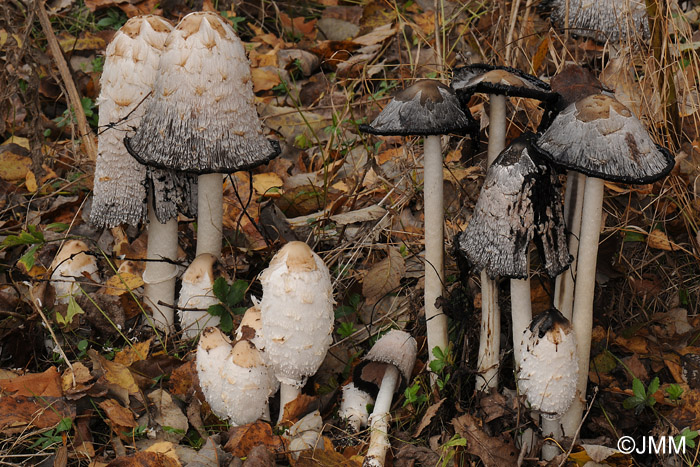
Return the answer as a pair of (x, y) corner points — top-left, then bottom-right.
(561, 176), (604, 438)
(143, 203), (179, 332)
(553, 171), (586, 320)
(510, 256), (532, 368)
(476, 93), (506, 391)
(423, 134), (448, 371)
(364, 365), (400, 467)
(196, 173), (224, 258)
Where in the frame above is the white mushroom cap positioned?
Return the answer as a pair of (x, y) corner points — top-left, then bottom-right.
(91, 15), (196, 227)
(196, 327), (232, 416)
(178, 254), (220, 339)
(218, 340), (277, 425)
(235, 305), (264, 351)
(518, 308), (578, 419)
(125, 11), (279, 174)
(50, 240), (100, 304)
(338, 382), (374, 432)
(260, 242), (334, 388)
(355, 330), (417, 392)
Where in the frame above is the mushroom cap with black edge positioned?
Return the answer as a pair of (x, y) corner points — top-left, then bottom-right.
(535, 93), (675, 184)
(353, 330), (417, 396)
(124, 11), (280, 174)
(451, 63), (556, 103)
(458, 133), (571, 279)
(358, 80), (476, 136)
(91, 15), (197, 227)
(518, 308), (578, 420)
(546, 0), (650, 43)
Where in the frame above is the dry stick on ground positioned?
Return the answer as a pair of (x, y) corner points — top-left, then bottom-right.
(35, 0), (97, 162)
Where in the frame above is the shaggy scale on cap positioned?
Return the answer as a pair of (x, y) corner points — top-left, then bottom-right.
(536, 94), (675, 183)
(125, 11), (279, 174)
(91, 16), (196, 228)
(548, 0), (650, 43)
(451, 64), (555, 103)
(359, 80), (475, 136)
(518, 309), (578, 419)
(354, 329), (417, 395)
(458, 135), (571, 279)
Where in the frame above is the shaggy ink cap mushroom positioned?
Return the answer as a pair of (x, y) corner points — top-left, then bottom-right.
(91, 15), (196, 227)
(451, 64), (556, 104)
(547, 0), (650, 43)
(50, 240), (100, 304)
(535, 93), (675, 184)
(235, 305), (264, 351)
(518, 308), (578, 419)
(457, 133), (571, 280)
(178, 253), (221, 339)
(359, 80), (476, 136)
(124, 11), (280, 174)
(354, 329), (418, 396)
(338, 383), (374, 433)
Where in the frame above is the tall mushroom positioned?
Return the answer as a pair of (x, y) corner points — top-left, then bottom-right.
(451, 65), (557, 391)
(354, 330), (417, 467)
(91, 15), (196, 332)
(258, 241), (334, 422)
(125, 11), (279, 258)
(534, 91), (674, 437)
(458, 133), (570, 377)
(359, 80), (475, 378)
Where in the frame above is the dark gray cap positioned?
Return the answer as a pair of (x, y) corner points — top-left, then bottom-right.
(458, 134), (571, 279)
(535, 94), (674, 183)
(359, 80), (476, 136)
(451, 64), (556, 103)
(548, 0), (650, 43)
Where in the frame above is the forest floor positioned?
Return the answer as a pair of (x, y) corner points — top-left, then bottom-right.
(1, 0), (700, 466)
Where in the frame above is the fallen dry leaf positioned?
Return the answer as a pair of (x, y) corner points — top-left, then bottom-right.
(106, 451), (180, 467)
(99, 398), (137, 440)
(413, 398), (445, 437)
(282, 393), (317, 426)
(104, 272), (145, 296)
(114, 338), (152, 367)
(0, 395), (75, 434)
(224, 420), (284, 458)
(451, 413), (518, 467)
(89, 349), (141, 400)
(252, 172), (284, 197)
(0, 366), (62, 397)
(647, 228), (675, 251)
(362, 247), (406, 305)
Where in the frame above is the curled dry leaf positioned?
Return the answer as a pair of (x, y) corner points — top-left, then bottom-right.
(647, 228), (675, 251)
(0, 366), (62, 397)
(451, 413), (518, 467)
(99, 398), (137, 440)
(224, 420), (283, 458)
(362, 247), (406, 305)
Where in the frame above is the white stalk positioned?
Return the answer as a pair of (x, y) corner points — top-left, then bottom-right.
(196, 173), (224, 257)
(364, 365), (400, 467)
(143, 203), (178, 332)
(553, 171), (586, 320)
(423, 135), (448, 370)
(510, 256), (531, 369)
(278, 383), (302, 424)
(476, 93), (506, 391)
(561, 177), (604, 438)
(541, 419), (563, 460)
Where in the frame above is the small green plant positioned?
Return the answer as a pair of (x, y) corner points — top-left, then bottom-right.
(675, 427), (699, 449)
(623, 376), (659, 414)
(403, 381), (428, 407)
(31, 417), (72, 449)
(96, 8), (127, 30)
(335, 293), (362, 319)
(220, 11), (246, 31)
(666, 383), (684, 401)
(439, 434), (466, 467)
(336, 321), (357, 339)
(122, 424), (148, 441)
(0, 224), (46, 270)
(56, 294), (85, 325)
(207, 278), (248, 332)
(54, 97), (98, 129)
(429, 345), (453, 391)
(75, 339), (89, 359)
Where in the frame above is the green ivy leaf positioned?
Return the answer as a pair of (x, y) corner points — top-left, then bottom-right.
(226, 280), (247, 306)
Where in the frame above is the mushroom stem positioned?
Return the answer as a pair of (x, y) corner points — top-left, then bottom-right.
(561, 176), (604, 438)
(553, 171), (586, 320)
(196, 173), (223, 258)
(476, 93), (506, 391)
(143, 203), (178, 332)
(364, 365), (400, 467)
(510, 257), (532, 369)
(278, 382), (301, 424)
(423, 134), (448, 372)
(541, 419), (563, 460)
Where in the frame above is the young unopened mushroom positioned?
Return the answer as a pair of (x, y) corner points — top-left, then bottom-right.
(92, 15), (196, 332)
(235, 304), (263, 351)
(50, 240), (100, 304)
(177, 254), (220, 339)
(338, 383), (374, 433)
(458, 134), (570, 376)
(125, 11), (280, 258)
(259, 241), (334, 422)
(518, 308), (578, 420)
(360, 80), (475, 379)
(354, 330), (417, 467)
(196, 327), (276, 425)
(535, 90), (674, 437)
(451, 65), (557, 391)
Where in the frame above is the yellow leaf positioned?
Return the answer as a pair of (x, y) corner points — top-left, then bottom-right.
(25, 170), (37, 192)
(56, 31), (106, 52)
(114, 337), (152, 366)
(251, 67), (282, 93)
(88, 350), (140, 395)
(0, 151), (31, 181)
(0, 29), (7, 47)
(11, 34), (22, 48)
(252, 172), (284, 197)
(104, 272), (144, 296)
(647, 229), (674, 251)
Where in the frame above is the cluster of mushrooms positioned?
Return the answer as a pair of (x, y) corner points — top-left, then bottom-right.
(48, 1), (674, 464)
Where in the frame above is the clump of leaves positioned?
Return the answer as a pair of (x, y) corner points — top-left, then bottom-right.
(623, 377), (660, 414)
(207, 278), (248, 332)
